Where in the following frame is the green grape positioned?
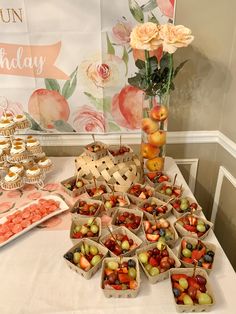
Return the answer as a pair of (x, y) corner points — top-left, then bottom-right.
(198, 293), (212, 305)
(179, 278), (188, 289)
(128, 267), (136, 279)
(183, 294), (193, 305)
(182, 248), (192, 258)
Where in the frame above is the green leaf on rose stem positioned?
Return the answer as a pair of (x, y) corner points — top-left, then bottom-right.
(106, 33), (115, 55)
(141, 0), (157, 12)
(62, 66), (78, 99)
(108, 121), (121, 132)
(122, 46), (129, 76)
(148, 12), (159, 24)
(84, 92), (111, 112)
(149, 56), (158, 73)
(135, 59), (145, 69)
(53, 120), (76, 133)
(129, 0), (144, 23)
(23, 112), (44, 131)
(174, 60), (189, 77)
(44, 79), (61, 93)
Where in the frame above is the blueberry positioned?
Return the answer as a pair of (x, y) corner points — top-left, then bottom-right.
(203, 254), (213, 263)
(173, 288), (180, 297)
(186, 243), (193, 250)
(128, 259), (136, 268)
(159, 229), (165, 237)
(207, 250), (215, 257)
(74, 247), (81, 253)
(198, 260), (203, 267)
(64, 252), (73, 262)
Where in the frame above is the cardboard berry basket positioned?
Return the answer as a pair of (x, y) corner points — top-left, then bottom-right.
(169, 267), (215, 312)
(138, 197), (172, 221)
(70, 216), (102, 244)
(60, 175), (87, 198)
(142, 218), (178, 248)
(100, 256), (140, 298)
(178, 237), (216, 274)
(70, 198), (102, 217)
(84, 141), (107, 160)
(171, 197), (202, 219)
(85, 181), (111, 200)
(99, 226), (143, 258)
(102, 192), (130, 216)
(155, 182), (183, 203)
(108, 145), (133, 164)
(174, 213), (213, 240)
(145, 171), (171, 188)
(136, 242), (181, 284)
(127, 184), (155, 205)
(63, 238), (108, 280)
(111, 207), (143, 235)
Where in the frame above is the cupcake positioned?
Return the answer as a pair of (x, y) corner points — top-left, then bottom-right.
(25, 165), (43, 183)
(0, 148), (6, 163)
(0, 118), (16, 136)
(9, 145), (28, 162)
(37, 157), (53, 173)
(12, 138), (25, 147)
(26, 138), (42, 154)
(0, 139), (11, 155)
(1, 112), (14, 120)
(1, 171), (24, 190)
(13, 114), (30, 129)
(9, 164), (24, 176)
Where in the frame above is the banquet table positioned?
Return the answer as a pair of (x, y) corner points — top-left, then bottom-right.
(0, 157), (235, 314)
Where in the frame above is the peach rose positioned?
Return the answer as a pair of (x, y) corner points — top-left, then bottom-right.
(73, 105), (106, 132)
(79, 54), (126, 97)
(112, 19), (132, 45)
(159, 24), (194, 54)
(111, 86), (144, 130)
(156, 0), (175, 19)
(130, 22), (162, 51)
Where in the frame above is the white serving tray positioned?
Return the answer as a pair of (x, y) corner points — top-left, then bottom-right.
(0, 194), (69, 248)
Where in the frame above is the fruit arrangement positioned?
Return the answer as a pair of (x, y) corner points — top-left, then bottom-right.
(103, 193), (130, 211)
(139, 197), (171, 219)
(171, 197), (201, 218)
(108, 145), (130, 156)
(70, 217), (101, 241)
(101, 257), (140, 297)
(61, 176), (85, 197)
(170, 268), (214, 310)
(71, 200), (101, 216)
(108, 145), (133, 163)
(179, 238), (215, 271)
(143, 218), (177, 247)
(175, 214), (212, 239)
(63, 239), (108, 279)
(112, 209), (143, 234)
(137, 240), (180, 283)
(128, 184), (154, 204)
(86, 184), (109, 198)
(84, 141), (107, 160)
(100, 227), (142, 257)
(156, 183), (182, 201)
(86, 143), (104, 153)
(145, 171), (170, 186)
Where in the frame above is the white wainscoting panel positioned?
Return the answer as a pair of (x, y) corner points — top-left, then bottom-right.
(174, 159), (199, 194)
(211, 166), (236, 225)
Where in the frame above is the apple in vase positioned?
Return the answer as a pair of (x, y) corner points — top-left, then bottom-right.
(150, 105), (168, 122)
(148, 130), (166, 147)
(141, 143), (160, 160)
(141, 118), (159, 134)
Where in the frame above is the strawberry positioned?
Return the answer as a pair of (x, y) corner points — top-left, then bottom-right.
(181, 239), (188, 249)
(118, 273), (130, 283)
(79, 256), (91, 271)
(182, 257), (193, 264)
(143, 221), (151, 231)
(202, 262), (212, 269)
(184, 225), (197, 233)
(189, 216), (197, 226)
(173, 282), (185, 293)
(111, 284), (122, 290)
(73, 232), (83, 239)
(191, 248), (206, 260)
(104, 268), (114, 276)
(187, 277), (200, 289)
(129, 280), (138, 290)
(171, 274), (188, 282)
(147, 172), (157, 180)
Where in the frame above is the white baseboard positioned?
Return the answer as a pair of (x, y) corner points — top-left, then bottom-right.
(211, 166), (236, 225)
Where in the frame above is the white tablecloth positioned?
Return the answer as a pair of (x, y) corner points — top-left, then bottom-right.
(0, 157), (235, 314)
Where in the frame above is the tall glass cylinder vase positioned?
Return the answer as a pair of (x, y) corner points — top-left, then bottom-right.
(141, 94), (169, 174)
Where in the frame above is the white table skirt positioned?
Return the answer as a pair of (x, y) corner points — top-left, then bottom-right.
(0, 157), (235, 314)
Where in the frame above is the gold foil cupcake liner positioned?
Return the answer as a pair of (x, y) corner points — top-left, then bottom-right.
(39, 163), (53, 173)
(27, 145), (43, 154)
(16, 119), (31, 130)
(1, 178), (24, 190)
(0, 125), (16, 137)
(25, 172), (45, 184)
(7, 151), (30, 163)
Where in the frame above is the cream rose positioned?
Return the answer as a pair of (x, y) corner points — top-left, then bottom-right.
(130, 22), (162, 51)
(159, 24), (194, 54)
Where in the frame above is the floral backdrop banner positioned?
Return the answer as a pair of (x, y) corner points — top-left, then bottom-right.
(0, 0), (175, 134)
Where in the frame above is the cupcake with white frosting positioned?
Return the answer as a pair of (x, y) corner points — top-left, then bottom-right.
(13, 114), (30, 129)
(1, 171), (24, 190)
(26, 137), (42, 154)
(37, 157), (53, 173)
(12, 138), (25, 147)
(0, 118), (16, 136)
(0, 148), (5, 163)
(0, 139), (11, 155)
(25, 165), (43, 183)
(9, 163), (24, 176)
(9, 145), (28, 162)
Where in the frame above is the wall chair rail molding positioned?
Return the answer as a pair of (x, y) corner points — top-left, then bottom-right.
(174, 159), (199, 194)
(211, 166), (236, 226)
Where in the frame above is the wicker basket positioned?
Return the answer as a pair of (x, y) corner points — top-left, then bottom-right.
(75, 153), (142, 192)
